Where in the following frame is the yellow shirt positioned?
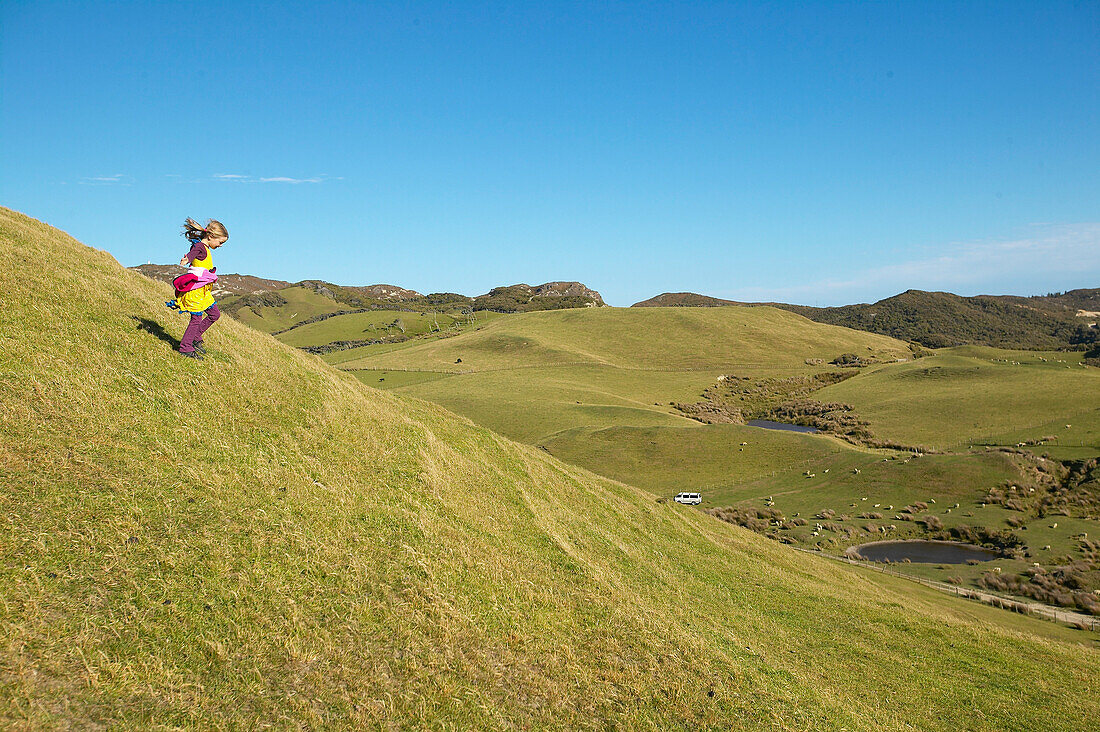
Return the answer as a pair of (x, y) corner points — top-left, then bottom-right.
(177, 244), (216, 313)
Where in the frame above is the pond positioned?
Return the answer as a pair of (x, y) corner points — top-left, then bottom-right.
(847, 540), (998, 564)
(746, 419), (819, 434)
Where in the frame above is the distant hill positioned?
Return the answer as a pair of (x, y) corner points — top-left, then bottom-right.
(297, 279), (422, 302)
(632, 292), (748, 308)
(783, 289), (1099, 349)
(472, 281), (606, 312)
(131, 265), (606, 330)
(633, 288), (1099, 350)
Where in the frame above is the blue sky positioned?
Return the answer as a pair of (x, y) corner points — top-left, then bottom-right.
(2, 1), (1097, 306)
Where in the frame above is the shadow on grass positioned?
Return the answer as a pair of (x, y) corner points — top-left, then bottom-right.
(132, 316), (179, 350)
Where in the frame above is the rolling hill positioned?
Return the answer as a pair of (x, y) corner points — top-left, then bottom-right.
(633, 289), (1100, 350)
(6, 207), (1099, 727)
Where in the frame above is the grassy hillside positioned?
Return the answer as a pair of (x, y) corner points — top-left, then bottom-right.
(2, 207), (1099, 728)
(224, 285), (351, 333)
(339, 308), (909, 446)
(344, 293), (1100, 614)
(340, 305), (911, 372)
(816, 347), (1100, 453)
(632, 288), (1100, 350)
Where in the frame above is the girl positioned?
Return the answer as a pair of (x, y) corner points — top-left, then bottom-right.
(168, 218), (228, 359)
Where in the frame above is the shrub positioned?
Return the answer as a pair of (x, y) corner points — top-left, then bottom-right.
(918, 515), (944, 531)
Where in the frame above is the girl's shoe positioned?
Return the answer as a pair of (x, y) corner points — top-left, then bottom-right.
(193, 340), (207, 354)
(179, 350), (204, 360)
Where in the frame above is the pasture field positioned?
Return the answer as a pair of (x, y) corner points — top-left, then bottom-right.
(225, 285), (348, 332)
(339, 304), (911, 372)
(9, 206), (1099, 728)
(340, 301), (1100, 613)
(382, 365), (710, 442)
(817, 347), (1100, 452)
(279, 309), (464, 348)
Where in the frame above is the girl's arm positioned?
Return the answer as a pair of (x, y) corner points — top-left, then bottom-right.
(180, 241), (207, 266)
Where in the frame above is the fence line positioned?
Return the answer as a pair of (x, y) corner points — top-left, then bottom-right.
(793, 547), (1100, 631)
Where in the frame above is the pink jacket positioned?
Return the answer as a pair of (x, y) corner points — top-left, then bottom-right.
(172, 267), (218, 295)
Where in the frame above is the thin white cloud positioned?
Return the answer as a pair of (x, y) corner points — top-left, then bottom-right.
(79, 174), (131, 185)
(725, 223), (1100, 304)
(213, 174), (329, 184)
(258, 176), (323, 184)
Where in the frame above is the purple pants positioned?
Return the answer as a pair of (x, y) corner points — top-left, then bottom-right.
(180, 304), (221, 353)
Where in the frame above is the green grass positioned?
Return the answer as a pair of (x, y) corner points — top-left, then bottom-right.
(226, 285), (349, 332)
(542, 423), (860, 496)
(348, 368), (455, 389)
(340, 305), (912, 372)
(3, 206), (1099, 729)
(278, 309), (462, 347)
(817, 348), (1100, 452)
(337, 296), (1100, 604)
(388, 365), (712, 442)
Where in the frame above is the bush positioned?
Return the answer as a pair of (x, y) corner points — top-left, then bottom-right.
(918, 515), (944, 531)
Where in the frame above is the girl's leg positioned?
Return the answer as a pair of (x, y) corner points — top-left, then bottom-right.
(194, 304), (221, 342)
(180, 313), (205, 353)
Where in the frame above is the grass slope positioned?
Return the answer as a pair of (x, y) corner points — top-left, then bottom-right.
(2, 207), (1098, 728)
(816, 348), (1100, 453)
(340, 305), (911, 372)
(226, 285), (349, 333)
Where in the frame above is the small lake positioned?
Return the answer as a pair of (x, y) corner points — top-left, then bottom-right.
(848, 540), (998, 564)
(746, 419), (819, 434)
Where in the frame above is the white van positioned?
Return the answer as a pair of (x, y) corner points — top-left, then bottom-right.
(674, 492), (702, 505)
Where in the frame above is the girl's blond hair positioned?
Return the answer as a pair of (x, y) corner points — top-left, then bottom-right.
(182, 217), (229, 243)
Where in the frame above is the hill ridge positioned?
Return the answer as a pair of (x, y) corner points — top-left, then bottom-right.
(633, 288), (1099, 350)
